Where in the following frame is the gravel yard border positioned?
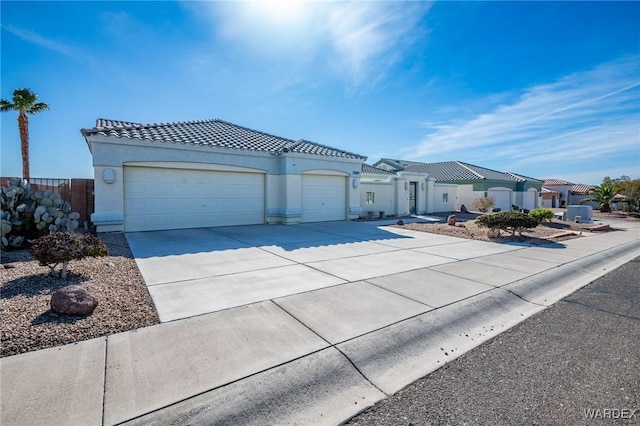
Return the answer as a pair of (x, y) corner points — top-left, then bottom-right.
(1, 233), (159, 358)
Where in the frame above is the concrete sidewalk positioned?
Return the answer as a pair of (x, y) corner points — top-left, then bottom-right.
(348, 256), (640, 425)
(1, 220), (639, 426)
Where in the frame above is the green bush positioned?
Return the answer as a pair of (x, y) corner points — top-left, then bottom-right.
(529, 208), (555, 223)
(31, 232), (107, 278)
(476, 211), (539, 236)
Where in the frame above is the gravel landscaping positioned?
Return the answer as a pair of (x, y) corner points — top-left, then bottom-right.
(1, 233), (159, 358)
(393, 210), (635, 245)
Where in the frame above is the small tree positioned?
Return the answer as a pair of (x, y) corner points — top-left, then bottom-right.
(615, 178), (640, 212)
(476, 211), (539, 236)
(31, 233), (107, 278)
(473, 196), (495, 213)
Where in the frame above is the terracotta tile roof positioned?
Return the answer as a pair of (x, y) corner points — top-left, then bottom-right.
(362, 164), (395, 175)
(541, 187), (560, 194)
(82, 118), (367, 160)
(376, 159), (539, 183)
(543, 179), (574, 186)
(571, 184), (593, 194)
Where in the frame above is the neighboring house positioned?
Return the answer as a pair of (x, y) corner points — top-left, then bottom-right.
(542, 179), (595, 208)
(82, 118), (367, 232)
(569, 183), (597, 207)
(541, 179), (573, 208)
(372, 159), (542, 213)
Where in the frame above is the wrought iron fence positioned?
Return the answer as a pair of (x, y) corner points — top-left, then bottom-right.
(28, 178), (72, 202)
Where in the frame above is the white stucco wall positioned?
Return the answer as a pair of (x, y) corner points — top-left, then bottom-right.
(455, 184), (475, 211)
(432, 184), (457, 212)
(359, 181), (395, 217)
(87, 135), (364, 231)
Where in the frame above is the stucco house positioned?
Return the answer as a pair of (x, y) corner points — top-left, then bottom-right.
(82, 118), (367, 232)
(371, 159), (542, 213)
(541, 179), (595, 208)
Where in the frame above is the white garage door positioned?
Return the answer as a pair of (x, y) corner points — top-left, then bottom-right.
(522, 191), (536, 210)
(124, 166), (264, 232)
(488, 190), (512, 212)
(301, 174), (346, 222)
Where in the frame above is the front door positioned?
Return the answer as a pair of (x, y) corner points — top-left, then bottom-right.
(409, 182), (417, 214)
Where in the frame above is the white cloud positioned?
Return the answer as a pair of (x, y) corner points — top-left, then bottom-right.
(2, 25), (89, 60)
(186, 1), (431, 91)
(326, 2), (430, 90)
(408, 56), (640, 170)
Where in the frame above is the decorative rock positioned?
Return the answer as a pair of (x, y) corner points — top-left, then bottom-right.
(447, 215), (456, 226)
(396, 219), (404, 226)
(487, 228), (501, 239)
(50, 285), (98, 316)
(460, 204), (469, 214)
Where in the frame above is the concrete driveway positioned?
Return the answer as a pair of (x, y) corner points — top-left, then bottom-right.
(4, 220), (639, 426)
(126, 221), (520, 322)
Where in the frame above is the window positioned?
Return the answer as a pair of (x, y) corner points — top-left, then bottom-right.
(443, 193), (448, 202)
(366, 192), (375, 204)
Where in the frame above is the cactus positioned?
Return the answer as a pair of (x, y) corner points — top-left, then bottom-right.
(0, 178), (81, 249)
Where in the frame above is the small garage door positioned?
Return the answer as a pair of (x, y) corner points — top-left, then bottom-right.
(522, 190), (537, 210)
(488, 190), (512, 211)
(124, 166), (264, 232)
(301, 174), (346, 222)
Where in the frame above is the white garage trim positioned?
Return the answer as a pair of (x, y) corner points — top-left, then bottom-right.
(125, 161), (266, 174)
(124, 166), (265, 232)
(301, 173), (347, 223)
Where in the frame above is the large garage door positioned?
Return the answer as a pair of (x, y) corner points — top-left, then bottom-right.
(124, 166), (264, 232)
(301, 174), (346, 222)
(488, 190), (512, 212)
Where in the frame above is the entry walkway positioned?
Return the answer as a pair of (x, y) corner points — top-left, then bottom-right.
(1, 220), (639, 426)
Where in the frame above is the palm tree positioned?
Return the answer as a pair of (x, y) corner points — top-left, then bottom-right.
(1, 88), (50, 181)
(581, 181), (617, 212)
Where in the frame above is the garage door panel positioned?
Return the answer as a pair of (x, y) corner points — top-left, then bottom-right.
(124, 167), (265, 232)
(488, 190), (511, 211)
(523, 192), (536, 210)
(302, 175), (346, 223)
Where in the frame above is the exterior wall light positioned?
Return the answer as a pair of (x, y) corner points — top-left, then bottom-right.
(103, 168), (116, 184)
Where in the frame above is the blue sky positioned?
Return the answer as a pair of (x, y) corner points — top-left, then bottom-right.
(1, 1), (639, 184)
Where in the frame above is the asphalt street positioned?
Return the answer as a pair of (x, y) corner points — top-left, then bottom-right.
(348, 257), (640, 426)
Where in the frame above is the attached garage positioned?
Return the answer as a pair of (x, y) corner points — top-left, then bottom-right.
(301, 173), (347, 222)
(488, 189), (512, 211)
(83, 118), (366, 232)
(124, 166), (265, 232)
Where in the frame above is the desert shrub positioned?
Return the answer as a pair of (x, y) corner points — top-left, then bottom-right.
(31, 232), (107, 278)
(511, 205), (520, 211)
(476, 211), (539, 236)
(529, 208), (555, 223)
(1, 178), (79, 249)
(473, 196), (495, 213)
